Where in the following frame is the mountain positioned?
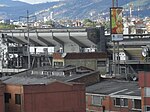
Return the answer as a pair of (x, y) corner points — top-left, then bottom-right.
(0, 0), (58, 19)
(0, 0), (149, 20)
(0, 0), (29, 7)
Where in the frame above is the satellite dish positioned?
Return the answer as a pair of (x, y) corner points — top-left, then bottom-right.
(61, 53), (67, 58)
(142, 46), (149, 57)
(132, 76), (137, 81)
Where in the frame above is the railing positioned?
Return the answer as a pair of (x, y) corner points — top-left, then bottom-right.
(105, 33), (150, 42)
(110, 60), (150, 64)
(0, 28), (87, 33)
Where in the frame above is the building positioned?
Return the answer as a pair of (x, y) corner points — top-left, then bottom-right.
(139, 71), (150, 112)
(0, 81), (4, 112)
(86, 79), (141, 112)
(1, 76), (85, 112)
(0, 27), (106, 76)
(14, 66), (101, 86)
(146, 21), (150, 33)
(52, 52), (108, 74)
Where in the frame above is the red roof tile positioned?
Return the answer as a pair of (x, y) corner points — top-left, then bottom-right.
(64, 52), (107, 59)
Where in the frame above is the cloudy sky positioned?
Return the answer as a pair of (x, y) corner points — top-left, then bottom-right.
(16, 0), (59, 4)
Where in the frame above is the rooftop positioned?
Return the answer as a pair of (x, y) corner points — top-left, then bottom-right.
(63, 52), (107, 59)
(86, 79), (141, 98)
(0, 76), (56, 85)
(0, 66), (98, 85)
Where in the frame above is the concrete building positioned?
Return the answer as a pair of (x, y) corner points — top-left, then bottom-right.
(1, 76), (85, 112)
(52, 52), (108, 74)
(86, 79), (141, 112)
(139, 71), (150, 112)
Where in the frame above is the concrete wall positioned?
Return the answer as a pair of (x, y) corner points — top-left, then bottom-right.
(65, 59), (97, 70)
(64, 43), (80, 53)
(65, 59), (107, 74)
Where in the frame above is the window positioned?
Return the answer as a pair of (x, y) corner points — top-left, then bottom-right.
(122, 98), (128, 107)
(145, 87), (150, 97)
(4, 93), (11, 103)
(97, 61), (106, 67)
(114, 98), (128, 107)
(86, 95), (88, 103)
(145, 106), (150, 111)
(15, 94), (21, 105)
(121, 67), (126, 74)
(132, 99), (141, 110)
(92, 95), (103, 106)
(115, 98), (121, 106)
(54, 62), (63, 67)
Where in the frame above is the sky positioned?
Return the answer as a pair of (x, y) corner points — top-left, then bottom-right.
(16, 0), (59, 4)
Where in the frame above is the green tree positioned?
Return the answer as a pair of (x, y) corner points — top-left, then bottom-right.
(83, 19), (96, 27)
(0, 23), (17, 29)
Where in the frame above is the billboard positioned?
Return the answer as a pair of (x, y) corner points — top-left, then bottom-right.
(110, 7), (123, 34)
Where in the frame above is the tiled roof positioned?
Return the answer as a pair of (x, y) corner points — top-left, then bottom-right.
(64, 52), (107, 59)
(53, 53), (63, 60)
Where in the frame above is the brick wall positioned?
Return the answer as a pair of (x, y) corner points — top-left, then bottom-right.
(86, 94), (141, 112)
(23, 81), (86, 112)
(4, 82), (86, 112)
(139, 71), (150, 112)
(5, 85), (23, 112)
(0, 85), (4, 112)
(71, 71), (101, 86)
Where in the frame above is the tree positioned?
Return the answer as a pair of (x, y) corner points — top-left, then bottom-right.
(83, 19), (96, 27)
(0, 23), (17, 29)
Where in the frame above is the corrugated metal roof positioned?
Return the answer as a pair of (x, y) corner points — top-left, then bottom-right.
(13, 66), (97, 82)
(86, 79), (140, 97)
(1, 76), (55, 85)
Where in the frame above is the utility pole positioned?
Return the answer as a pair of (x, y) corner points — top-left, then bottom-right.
(27, 10), (30, 69)
(19, 10), (36, 69)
